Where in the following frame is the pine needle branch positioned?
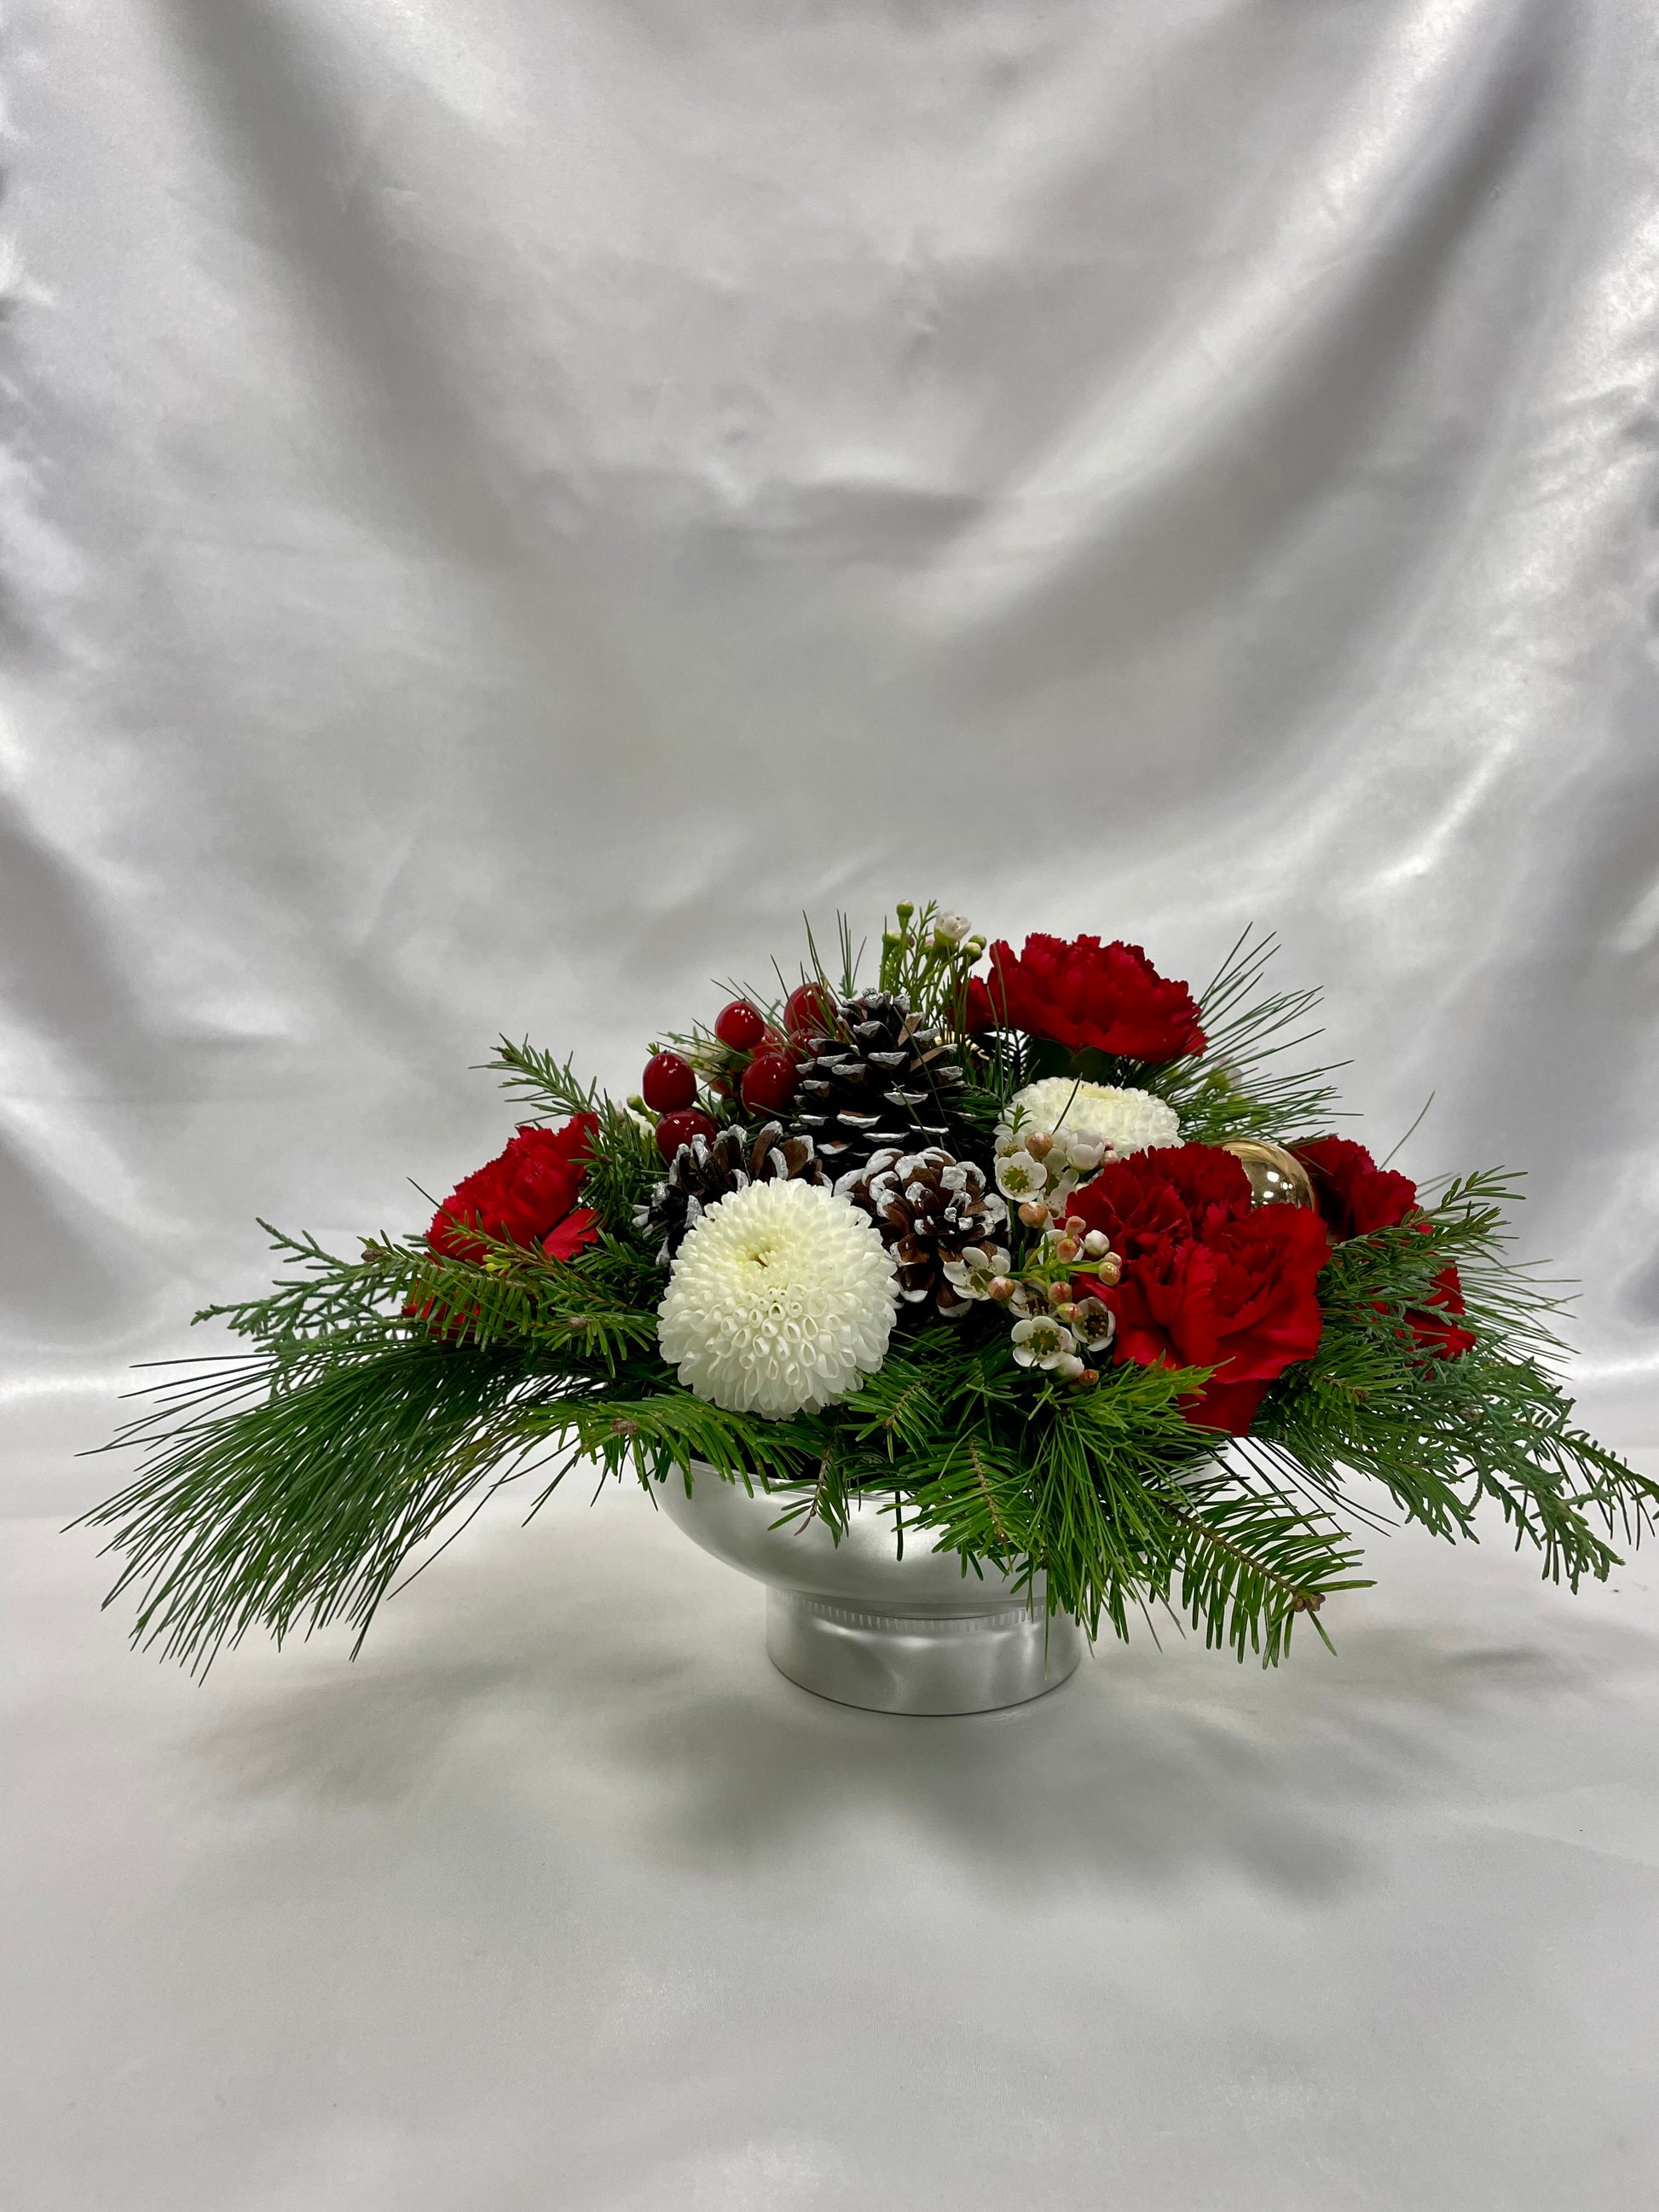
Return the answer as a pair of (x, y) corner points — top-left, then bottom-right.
(1147, 928), (1348, 1143)
(79, 1341), (562, 1672)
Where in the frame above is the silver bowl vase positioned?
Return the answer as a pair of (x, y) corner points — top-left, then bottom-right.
(656, 1463), (1084, 1716)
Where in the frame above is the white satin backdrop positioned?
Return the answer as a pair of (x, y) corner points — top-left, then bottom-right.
(4, 3), (1658, 2207)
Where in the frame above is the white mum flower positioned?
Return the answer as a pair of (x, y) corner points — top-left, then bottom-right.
(1003, 1077), (1179, 1164)
(657, 1180), (898, 1420)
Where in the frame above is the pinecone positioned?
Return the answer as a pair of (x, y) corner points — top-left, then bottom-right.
(635, 1121), (824, 1264)
(789, 991), (968, 1171)
(837, 1146), (1008, 1316)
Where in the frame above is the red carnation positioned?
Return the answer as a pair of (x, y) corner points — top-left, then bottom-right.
(1293, 1135), (1419, 1238)
(428, 1115), (601, 1264)
(966, 935), (1205, 1063)
(1067, 1143), (1328, 1435)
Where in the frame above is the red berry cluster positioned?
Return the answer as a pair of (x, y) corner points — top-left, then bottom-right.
(640, 986), (835, 1161)
(641, 1052), (714, 1160)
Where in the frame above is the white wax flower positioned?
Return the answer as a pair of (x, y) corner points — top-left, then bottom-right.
(941, 1243), (1012, 1301)
(657, 1180), (898, 1420)
(1071, 1297), (1118, 1354)
(1003, 1078), (1179, 1164)
(1009, 1314), (1078, 1370)
(995, 1150), (1048, 1200)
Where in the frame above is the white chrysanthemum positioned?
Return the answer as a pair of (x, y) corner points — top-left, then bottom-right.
(657, 1180), (899, 1420)
(1004, 1077), (1180, 1163)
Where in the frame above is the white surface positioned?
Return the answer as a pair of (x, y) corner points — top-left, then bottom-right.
(6, 1404), (1659, 2210)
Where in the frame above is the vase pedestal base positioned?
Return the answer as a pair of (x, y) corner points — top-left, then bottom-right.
(658, 1466), (1087, 1718)
(764, 1588), (1083, 1717)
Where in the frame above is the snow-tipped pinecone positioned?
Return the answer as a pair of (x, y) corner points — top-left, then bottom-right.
(635, 1122), (824, 1264)
(836, 1146), (1008, 1316)
(789, 991), (968, 1172)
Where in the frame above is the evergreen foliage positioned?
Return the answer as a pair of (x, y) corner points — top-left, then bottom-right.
(84, 923), (1655, 1676)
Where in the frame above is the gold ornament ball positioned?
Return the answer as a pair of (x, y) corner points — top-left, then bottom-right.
(1222, 1138), (1315, 1210)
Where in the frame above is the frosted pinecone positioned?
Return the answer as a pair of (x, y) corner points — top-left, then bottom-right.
(836, 1146), (1009, 1317)
(789, 991), (968, 1171)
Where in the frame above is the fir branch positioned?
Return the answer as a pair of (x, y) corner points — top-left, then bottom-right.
(547, 1389), (825, 1499)
(1254, 1179), (1659, 1591)
(1153, 1476), (1369, 1661)
(770, 1445), (855, 1541)
(196, 1222), (660, 1372)
(402, 1226), (665, 1371)
(195, 1222), (406, 1341)
(837, 1343), (952, 1460)
(581, 1106), (662, 1239)
(916, 1429), (1038, 1572)
(1020, 1381), (1200, 1639)
(895, 1360), (1207, 1636)
(486, 1037), (598, 1119)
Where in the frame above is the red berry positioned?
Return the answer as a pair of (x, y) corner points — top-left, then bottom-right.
(714, 999), (767, 1050)
(655, 1107), (719, 1161)
(641, 1050), (697, 1113)
(741, 1048), (799, 1114)
(783, 982), (835, 1040)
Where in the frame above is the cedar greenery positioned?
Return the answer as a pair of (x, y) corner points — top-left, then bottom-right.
(84, 919), (1656, 1674)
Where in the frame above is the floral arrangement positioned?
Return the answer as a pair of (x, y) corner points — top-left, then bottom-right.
(90, 905), (1655, 1670)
